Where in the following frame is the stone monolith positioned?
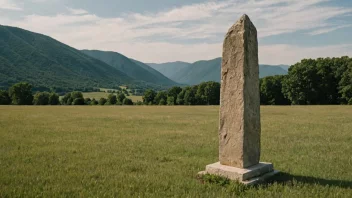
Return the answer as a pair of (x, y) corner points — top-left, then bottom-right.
(219, 14), (260, 168)
(199, 14), (278, 185)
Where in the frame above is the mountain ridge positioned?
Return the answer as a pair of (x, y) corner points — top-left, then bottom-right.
(147, 58), (289, 85)
(81, 50), (177, 86)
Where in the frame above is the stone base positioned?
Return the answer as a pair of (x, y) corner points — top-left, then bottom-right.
(198, 162), (279, 185)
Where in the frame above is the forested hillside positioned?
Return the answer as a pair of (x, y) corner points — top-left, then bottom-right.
(0, 25), (138, 91)
(81, 50), (177, 86)
(147, 62), (191, 81)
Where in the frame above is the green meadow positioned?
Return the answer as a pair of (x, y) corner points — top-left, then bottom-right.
(0, 106), (351, 197)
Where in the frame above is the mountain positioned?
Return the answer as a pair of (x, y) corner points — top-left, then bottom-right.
(81, 50), (177, 86)
(147, 61), (191, 81)
(0, 25), (136, 91)
(148, 58), (289, 85)
(259, 65), (288, 77)
(278, 65), (291, 71)
(172, 58), (221, 85)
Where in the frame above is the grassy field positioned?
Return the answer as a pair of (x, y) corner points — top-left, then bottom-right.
(83, 92), (143, 102)
(0, 106), (351, 197)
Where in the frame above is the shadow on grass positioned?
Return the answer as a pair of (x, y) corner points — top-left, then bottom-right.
(198, 172), (352, 191)
(268, 172), (352, 189)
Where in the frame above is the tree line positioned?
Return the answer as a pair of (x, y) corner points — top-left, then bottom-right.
(142, 81), (220, 105)
(141, 57), (352, 106)
(1, 57), (352, 106)
(0, 82), (133, 106)
(260, 56), (352, 105)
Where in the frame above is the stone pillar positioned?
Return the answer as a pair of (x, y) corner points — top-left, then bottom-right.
(199, 14), (278, 185)
(219, 14), (260, 169)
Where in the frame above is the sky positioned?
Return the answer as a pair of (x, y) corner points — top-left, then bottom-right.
(0, 0), (352, 65)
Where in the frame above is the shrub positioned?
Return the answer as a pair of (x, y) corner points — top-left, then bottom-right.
(135, 101), (143, 105)
(33, 92), (50, 105)
(90, 99), (98, 105)
(0, 90), (11, 105)
(49, 93), (60, 105)
(73, 98), (85, 105)
(99, 98), (107, 105)
(123, 98), (133, 105)
(117, 93), (126, 103)
(108, 94), (117, 105)
(84, 98), (91, 105)
(61, 92), (71, 105)
(60, 91), (84, 105)
(70, 91), (83, 100)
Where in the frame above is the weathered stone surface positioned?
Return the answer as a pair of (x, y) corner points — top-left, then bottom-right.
(198, 14), (277, 185)
(199, 161), (278, 185)
(205, 162), (273, 181)
(219, 14), (261, 168)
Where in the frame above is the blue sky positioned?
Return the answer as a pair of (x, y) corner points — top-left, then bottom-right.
(0, 0), (351, 65)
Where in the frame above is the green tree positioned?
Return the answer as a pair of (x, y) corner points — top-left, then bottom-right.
(282, 59), (321, 105)
(49, 93), (60, 105)
(122, 98), (133, 105)
(167, 96), (175, 105)
(339, 59), (352, 104)
(67, 98), (73, 105)
(143, 89), (156, 105)
(117, 93), (126, 103)
(108, 94), (117, 105)
(84, 98), (92, 105)
(184, 87), (196, 105)
(167, 86), (182, 105)
(204, 81), (220, 105)
(61, 92), (71, 105)
(73, 98), (85, 105)
(154, 91), (167, 105)
(99, 98), (107, 105)
(0, 90), (11, 105)
(195, 83), (207, 105)
(71, 91), (84, 101)
(176, 89), (186, 105)
(282, 58), (347, 105)
(159, 98), (166, 105)
(33, 92), (50, 105)
(9, 82), (33, 105)
(90, 98), (98, 105)
(260, 76), (290, 105)
(60, 91), (84, 105)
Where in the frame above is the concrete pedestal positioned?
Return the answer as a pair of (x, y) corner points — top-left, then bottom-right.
(199, 162), (279, 185)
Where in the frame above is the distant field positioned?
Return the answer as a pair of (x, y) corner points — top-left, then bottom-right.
(0, 106), (351, 197)
(83, 92), (143, 102)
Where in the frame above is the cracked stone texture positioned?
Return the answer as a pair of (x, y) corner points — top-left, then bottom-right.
(219, 14), (261, 168)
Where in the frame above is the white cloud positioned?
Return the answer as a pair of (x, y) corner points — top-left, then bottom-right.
(308, 24), (352, 35)
(0, 0), (21, 10)
(1, 0), (352, 64)
(259, 44), (352, 65)
(67, 7), (89, 15)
